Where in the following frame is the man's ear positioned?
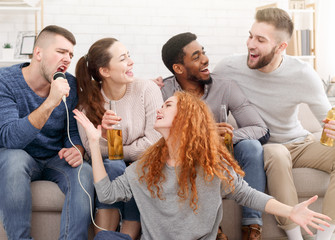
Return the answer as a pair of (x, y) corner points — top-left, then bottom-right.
(277, 41), (288, 53)
(172, 63), (184, 75)
(34, 47), (42, 61)
(99, 67), (110, 78)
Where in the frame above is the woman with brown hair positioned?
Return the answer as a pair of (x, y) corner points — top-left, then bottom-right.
(74, 91), (331, 240)
(75, 38), (163, 239)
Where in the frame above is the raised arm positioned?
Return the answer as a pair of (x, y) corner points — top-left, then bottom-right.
(265, 196), (331, 236)
(74, 109), (133, 204)
(73, 109), (107, 183)
(29, 77), (70, 129)
(0, 74), (69, 149)
(224, 169), (331, 237)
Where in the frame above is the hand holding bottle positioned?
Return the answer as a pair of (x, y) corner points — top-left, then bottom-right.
(320, 107), (335, 147)
(104, 101), (124, 160)
(217, 104), (234, 154)
(322, 119), (335, 143)
(216, 122), (234, 139)
(101, 110), (122, 139)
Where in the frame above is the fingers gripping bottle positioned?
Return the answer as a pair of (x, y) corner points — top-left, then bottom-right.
(320, 107), (335, 147)
(107, 101), (124, 160)
(219, 104), (234, 155)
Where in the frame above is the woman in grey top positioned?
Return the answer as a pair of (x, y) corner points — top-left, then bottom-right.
(74, 92), (331, 240)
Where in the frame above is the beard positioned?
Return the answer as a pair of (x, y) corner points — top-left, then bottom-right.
(247, 46), (276, 69)
(187, 73), (213, 85)
(41, 61), (53, 83)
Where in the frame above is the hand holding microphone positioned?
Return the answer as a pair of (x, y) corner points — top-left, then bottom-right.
(52, 72), (69, 103)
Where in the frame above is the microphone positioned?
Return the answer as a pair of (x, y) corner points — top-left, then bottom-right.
(53, 72), (67, 103)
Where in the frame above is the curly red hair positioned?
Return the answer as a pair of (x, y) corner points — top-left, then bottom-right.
(138, 91), (244, 212)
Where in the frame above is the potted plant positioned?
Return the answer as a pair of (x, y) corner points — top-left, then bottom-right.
(2, 43), (14, 59)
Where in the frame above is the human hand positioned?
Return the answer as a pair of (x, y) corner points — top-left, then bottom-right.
(216, 122), (234, 139)
(73, 109), (102, 143)
(152, 76), (164, 89)
(289, 195), (331, 236)
(323, 119), (335, 140)
(101, 110), (122, 139)
(58, 147), (83, 168)
(48, 77), (70, 107)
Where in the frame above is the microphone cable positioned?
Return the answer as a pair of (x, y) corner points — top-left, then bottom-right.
(63, 97), (107, 232)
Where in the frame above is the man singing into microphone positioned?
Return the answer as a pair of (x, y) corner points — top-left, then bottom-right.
(0, 25), (94, 240)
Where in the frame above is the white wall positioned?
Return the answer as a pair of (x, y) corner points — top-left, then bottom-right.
(315, 0), (335, 82)
(1, 0), (286, 79)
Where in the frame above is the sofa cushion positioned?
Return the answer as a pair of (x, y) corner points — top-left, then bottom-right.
(221, 167), (329, 239)
(31, 181), (65, 212)
(292, 168), (330, 197)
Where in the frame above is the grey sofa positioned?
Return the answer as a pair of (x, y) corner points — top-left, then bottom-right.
(220, 103), (332, 240)
(0, 104), (332, 240)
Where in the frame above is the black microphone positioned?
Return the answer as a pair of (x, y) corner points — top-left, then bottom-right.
(53, 72), (67, 103)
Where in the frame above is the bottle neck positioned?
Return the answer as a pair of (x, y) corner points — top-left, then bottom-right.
(109, 100), (122, 128)
(110, 100), (117, 114)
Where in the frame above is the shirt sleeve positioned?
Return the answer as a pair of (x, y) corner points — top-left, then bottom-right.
(94, 173), (133, 204)
(123, 82), (163, 161)
(222, 167), (273, 212)
(228, 81), (270, 144)
(299, 66), (331, 123)
(0, 80), (40, 149)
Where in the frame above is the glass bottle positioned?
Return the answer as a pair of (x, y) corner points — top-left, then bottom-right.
(107, 101), (124, 160)
(219, 104), (234, 154)
(320, 107), (335, 147)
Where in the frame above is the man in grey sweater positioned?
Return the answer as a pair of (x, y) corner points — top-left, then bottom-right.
(159, 32), (270, 239)
(213, 7), (335, 240)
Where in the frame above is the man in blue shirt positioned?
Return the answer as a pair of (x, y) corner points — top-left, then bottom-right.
(0, 25), (94, 239)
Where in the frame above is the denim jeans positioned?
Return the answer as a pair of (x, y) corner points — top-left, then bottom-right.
(95, 159), (140, 222)
(0, 148), (94, 240)
(234, 140), (266, 226)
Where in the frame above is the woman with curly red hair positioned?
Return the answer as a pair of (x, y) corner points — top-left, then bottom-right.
(74, 91), (331, 240)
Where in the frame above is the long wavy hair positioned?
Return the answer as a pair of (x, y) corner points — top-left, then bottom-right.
(138, 91), (244, 212)
(75, 38), (118, 126)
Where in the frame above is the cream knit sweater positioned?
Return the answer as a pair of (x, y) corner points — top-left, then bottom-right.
(77, 79), (163, 161)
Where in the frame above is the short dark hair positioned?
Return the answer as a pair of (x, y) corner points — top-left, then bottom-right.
(255, 8), (294, 41)
(35, 25), (76, 47)
(161, 32), (197, 73)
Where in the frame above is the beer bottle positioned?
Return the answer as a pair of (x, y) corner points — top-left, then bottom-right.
(219, 104), (233, 154)
(320, 107), (335, 147)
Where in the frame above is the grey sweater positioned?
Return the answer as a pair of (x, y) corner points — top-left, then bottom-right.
(94, 162), (273, 240)
(161, 75), (269, 144)
(213, 54), (331, 144)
